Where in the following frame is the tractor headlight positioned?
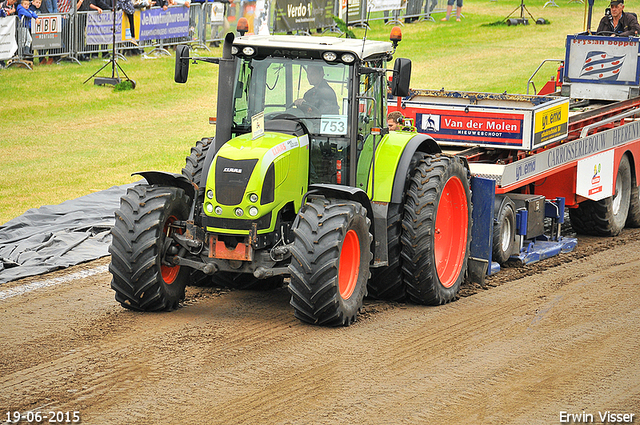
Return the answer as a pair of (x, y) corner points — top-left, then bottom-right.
(215, 206), (223, 215)
(242, 46), (255, 56)
(249, 206), (259, 217)
(235, 208), (244, 217)
(205, 203), (214, 213)
(323, 52), (337, 62)
(341, 53), (355, 63)
(249, 193), (258, 203)
(207, 190), (214, 199)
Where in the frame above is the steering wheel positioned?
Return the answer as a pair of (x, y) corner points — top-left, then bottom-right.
(595, 30), (617, 36)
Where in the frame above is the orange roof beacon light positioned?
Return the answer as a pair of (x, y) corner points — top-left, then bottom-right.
(390, 26), (402, 49)
(237, 17), (249, 36)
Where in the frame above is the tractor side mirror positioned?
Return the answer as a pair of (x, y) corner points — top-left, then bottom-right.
(175, 44), (190, 83)
(391, 58), (411, 98)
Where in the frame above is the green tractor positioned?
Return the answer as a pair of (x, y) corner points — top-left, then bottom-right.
(109, 30), (472, 326)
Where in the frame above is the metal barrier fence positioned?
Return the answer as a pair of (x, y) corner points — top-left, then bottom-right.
(2, 0), (454, 69)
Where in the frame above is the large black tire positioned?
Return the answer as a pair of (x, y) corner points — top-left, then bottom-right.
(401, 154), (472, 305)
(492, 197), (516, 264)
(288, 198), (372, 326)
(181, 137), (213, 188)
(569, 154), (632, 236)
(109, 185), (191, 311)
(626, 180), (640, 228)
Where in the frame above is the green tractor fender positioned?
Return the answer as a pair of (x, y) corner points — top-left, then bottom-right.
(362, 133), (441, 203)
(302, 183), (375, 240)
(133, 171), (197, 201)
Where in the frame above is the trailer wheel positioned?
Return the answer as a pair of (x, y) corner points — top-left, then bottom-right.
(288, 197), (372, 326)
(401, 154), (472, 305)
(569, 154), (631, 236)
(626, 182), (640, 228)
(492, 197), (516, 264)
(109, 185), (191, 311)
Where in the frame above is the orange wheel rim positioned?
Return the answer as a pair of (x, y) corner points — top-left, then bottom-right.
(434, 176), (468, 288)
(161, 215), (180, 285)
(338, 229), (360, 300)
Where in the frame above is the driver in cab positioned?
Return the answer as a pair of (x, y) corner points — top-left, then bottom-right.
(294, 65), (339, 116)
(596, 0), (640, 36)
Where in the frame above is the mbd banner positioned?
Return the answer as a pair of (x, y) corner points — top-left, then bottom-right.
(0, 16), (17, 60)
(32, 15), (62, 50)
(273, 0), (335, 33)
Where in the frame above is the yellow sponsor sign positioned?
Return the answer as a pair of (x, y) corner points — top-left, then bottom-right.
(534, 100), (569, 146)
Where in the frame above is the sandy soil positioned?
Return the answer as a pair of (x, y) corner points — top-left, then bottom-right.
(1, 229), (639, 425)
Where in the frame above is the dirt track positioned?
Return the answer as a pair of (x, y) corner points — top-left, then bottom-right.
(1, 229), (639, 425)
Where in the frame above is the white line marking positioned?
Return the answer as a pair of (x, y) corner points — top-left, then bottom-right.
(0, 265), (109, 301)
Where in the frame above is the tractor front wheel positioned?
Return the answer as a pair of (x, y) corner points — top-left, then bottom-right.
(288, 197), (372, 326)
(109, 185), (191, 311)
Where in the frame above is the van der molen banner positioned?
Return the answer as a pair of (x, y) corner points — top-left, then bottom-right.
(274, 0), (335, 32)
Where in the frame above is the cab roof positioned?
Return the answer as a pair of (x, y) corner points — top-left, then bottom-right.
(233, 35), (394, 61)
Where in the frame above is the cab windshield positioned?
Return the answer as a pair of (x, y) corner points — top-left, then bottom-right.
(232, 57), (351, 137)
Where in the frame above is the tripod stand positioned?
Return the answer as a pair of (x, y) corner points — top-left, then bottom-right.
(504, 0), (537, 25)
(84, 9), (135, 87)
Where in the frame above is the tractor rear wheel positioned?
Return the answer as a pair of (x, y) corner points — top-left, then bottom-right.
(569, 154), (631, 236)
(288, 197), (372, 326)
(182, 137), (213, 188)
(401, 154), (472, 305)
(109, 185), (191, 311)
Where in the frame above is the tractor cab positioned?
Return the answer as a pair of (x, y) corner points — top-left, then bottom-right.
(227, 35), (405, 187)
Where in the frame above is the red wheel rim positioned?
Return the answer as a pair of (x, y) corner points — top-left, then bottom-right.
(338, 229), (360, 300)
(161, 215), (180, 285)
(434, 176), (468, 288)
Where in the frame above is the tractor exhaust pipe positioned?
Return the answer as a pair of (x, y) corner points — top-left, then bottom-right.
(214, 32), (237, 155)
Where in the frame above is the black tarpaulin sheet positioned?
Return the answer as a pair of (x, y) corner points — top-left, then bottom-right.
(0, 184), (134, 284)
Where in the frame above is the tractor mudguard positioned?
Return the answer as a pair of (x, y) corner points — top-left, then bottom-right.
(133, 171), (197, 200)
(364, 133), (441, 203)
(305, 184), (374, 237)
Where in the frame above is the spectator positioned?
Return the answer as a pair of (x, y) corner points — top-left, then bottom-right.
(441, 0), (462, 22)
(16, 0), (41, 58)
(1, 0), (17, 15)
(42, 0), (55, 14)
(29, 0), (51, 64)
(29, 0), (47, 14)
(56, 0), (70, 61)
(76, 0), (91, 60)
(387, 111), (403, 131)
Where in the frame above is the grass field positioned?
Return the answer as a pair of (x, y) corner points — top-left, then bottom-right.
(0, 0), (596, 224)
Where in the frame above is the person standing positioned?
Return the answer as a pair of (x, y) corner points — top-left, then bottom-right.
(596, 0), (640, 36)
(441, 0), (462, 22)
